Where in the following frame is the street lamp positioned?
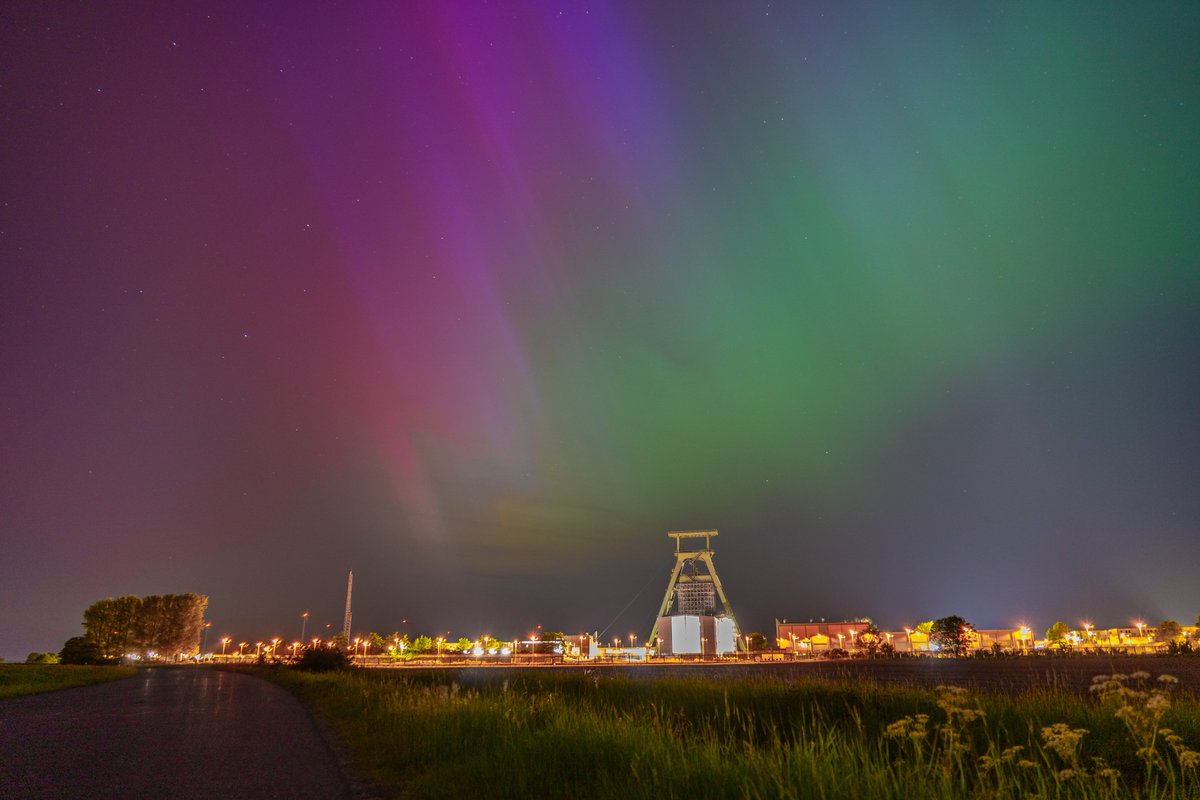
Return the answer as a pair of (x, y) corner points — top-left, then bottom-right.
(220, 637), (230, 656)
(904, 627), (913, 652)
(238, 641), (247, 657)
(201, 621), (212, 653)
(255, 641), (263, 657)
(301, 611), (309, 644)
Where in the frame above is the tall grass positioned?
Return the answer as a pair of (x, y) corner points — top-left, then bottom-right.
(272, 668), (1200, 799)
(0, 664), (136, 699)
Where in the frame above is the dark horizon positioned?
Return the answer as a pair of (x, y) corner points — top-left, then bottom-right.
(2, 3), (1197, 661)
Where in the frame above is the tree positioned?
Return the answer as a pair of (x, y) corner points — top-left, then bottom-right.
(137, 593), (208, 656)
(453, 637), (474, 653)
(930, 616), (975, 657)
(746, 632), (768, 651)
(26, 652), (59, 664)
(854, 624), (883, 657)
(915, 621), (934, 634)
(1046, 621), (1070, 642)
(538, 631), (565, 654)
(60, 636), (106, 665)
(1156, 620), (1182, 642)
(82, 595), (142, 659)
(411, 635), (434, 653)
(81, 593), (207, 659)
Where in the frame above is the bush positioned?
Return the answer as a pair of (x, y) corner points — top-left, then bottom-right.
(294, 646), (352, 672)
(25, 652), (60, 664)
(59, 636), (107, 665)
(1166, 640), (1195, 656)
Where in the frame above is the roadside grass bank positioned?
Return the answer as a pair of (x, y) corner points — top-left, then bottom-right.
(271, 667), (1200, 799)
(0, 663), (136, 699)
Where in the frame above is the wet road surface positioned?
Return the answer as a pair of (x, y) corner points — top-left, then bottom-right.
(0, 667), (352, 799)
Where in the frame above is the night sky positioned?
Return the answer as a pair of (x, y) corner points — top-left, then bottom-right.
(2, 3), (1197, 660)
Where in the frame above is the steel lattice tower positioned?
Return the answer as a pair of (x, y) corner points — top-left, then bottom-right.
(647, 530), (742, 649)
(342, 570), (353, 643)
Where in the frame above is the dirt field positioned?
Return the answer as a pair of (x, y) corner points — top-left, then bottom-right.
(445, 656), (1200, 695)
(615, 656), (1200, 694)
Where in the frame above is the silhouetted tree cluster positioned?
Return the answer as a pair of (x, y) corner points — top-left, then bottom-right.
(745, 632), (768, 651)
(295, 646), (351, 671)
(1045, 621), (1070, 642)
(77, 593), (208, 660)
(59, 636), (106, 665)
(930, 615), (975, 657)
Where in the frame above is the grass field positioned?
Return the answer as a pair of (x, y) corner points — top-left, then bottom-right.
(0, 663), (136, 699)
(273, 665), (1200, 799)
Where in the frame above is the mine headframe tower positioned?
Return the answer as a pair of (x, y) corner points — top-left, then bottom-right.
(647, 529), (742, 650)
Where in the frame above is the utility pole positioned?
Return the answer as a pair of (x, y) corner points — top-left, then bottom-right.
(342, 570), (353, 644)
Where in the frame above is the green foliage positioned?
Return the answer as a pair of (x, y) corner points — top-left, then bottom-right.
(60, 635), (106, 665)
(537, 631), (565, 653)
(25, 652), (59, 664)
(270, 668), (1200, 800)
(915, 620), (934, 634)
(855, 624), (883, 656)
(80, 593), (208, 659)
(930, 616), (974, 657)
(364, 632), (386, 654)
(386, 634), (410, 656)
(745, 632), (767, 651)
(453, 637), (474, 653)
(1046, 621), (1070, 642)
(0, 664), (135, 699)
(1166, 640), (1194, 656)
(295, 646), (352, 672)
(1157, 620), (1182, 642)
(411, 635), (434, 653)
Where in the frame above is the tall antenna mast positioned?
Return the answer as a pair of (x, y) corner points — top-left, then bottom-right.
(342, 570), (353, 643)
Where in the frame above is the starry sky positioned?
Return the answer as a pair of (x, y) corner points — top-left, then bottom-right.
(2, 2), (1197, 659)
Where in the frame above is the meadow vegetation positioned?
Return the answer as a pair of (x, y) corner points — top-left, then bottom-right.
(0, 663), (135, 699)
(273, 667), (1200, 799)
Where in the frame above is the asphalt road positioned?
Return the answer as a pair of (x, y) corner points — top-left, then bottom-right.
(0, 667), (352, 799)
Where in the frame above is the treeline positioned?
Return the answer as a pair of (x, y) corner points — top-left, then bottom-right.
(61, 593), (208, 664)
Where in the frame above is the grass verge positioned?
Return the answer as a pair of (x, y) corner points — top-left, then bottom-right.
(271, 667), (1200, 799)
(0, 663), (136, 699)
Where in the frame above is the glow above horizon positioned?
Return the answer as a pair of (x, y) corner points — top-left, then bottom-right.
(1, 3), (1197, 657)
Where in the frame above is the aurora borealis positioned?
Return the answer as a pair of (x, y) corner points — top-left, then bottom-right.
(2, 3), (1197, 658)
